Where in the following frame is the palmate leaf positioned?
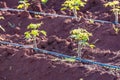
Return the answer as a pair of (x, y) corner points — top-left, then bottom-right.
(112, 8), (120, 12)
(24, 31), (32, 39)
(40, 30), (47, 36)
(27, 23), (43, 29)
(17, 4), (24, 9)
(27, 24), (36, 29)
(31, 30), (39, 37)
(79, 1), (86, 7)
(104, 1), (119, 7)
(112, 1), (119, 5)
(61, 0), (86, 11)
(61, 7), (67, 10)
(18, 0), (30, 9)
(70, 28), (92, 45)
(70, 29), (79, 34)
(89, 44), (95, 49)
(25, 3), (30, 7)
(79, 33), (87, 41)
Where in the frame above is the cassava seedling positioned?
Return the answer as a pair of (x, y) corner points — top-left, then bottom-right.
(17, 0), (30, 10)
(61, 0), (86, 20)
(24, 22), (46, 49)
(70, 28), (94, 57)
(105, 1), (120, 24)
(104, 1), (120, 34)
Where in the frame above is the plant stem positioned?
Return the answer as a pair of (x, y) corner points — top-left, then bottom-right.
(77, 42), (82, 58)
(23, 2), (27, 11)
(33, 36), (37, 49)
(115, 11), (118, 24)
(73, 8), (77, 19)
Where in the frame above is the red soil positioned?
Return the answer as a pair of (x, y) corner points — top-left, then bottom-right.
(0, 0), (120, 80)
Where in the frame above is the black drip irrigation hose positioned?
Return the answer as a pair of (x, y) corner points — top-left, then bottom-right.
(0, 40), (120, 70)
(0, 8), (118, 24)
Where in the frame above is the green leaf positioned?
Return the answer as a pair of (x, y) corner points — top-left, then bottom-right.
(40, 30), (47, 36)
(89, 44), (95, 49)
(61, 0), (86, 11)
(104, 1), (119, 7)
(18, 0), (30, 9)
(17, 4), (24, 9)
(70, 28), (92, 47)
(27, 23), (43, 29)
(25, 22), (46, 43)
(31, 30), (39, 37)
(64, 58), (76, 62)
(61, 7), (67, 10)
(24, 31), (31, 39)
(41, 0), (48, 4)
(26, 3), (30, 7)
(27, 23), (36, 29)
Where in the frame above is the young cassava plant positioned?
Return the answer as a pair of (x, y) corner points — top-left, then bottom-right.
(61, 0), (86, 20)
(105, 0), (120, 24)
(24, 22), (46, 49)
(17, 0), (30, 10)
(70, 28), (94, 57)
(104, 1), (120, 34)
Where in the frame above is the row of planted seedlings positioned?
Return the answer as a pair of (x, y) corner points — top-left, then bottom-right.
(0, 1), (120, 78)
(0, 0), (120, 58)
(18, 0), (94, 58)
(0, 0), (120, 32)
(20, 0), (120, 57)
(11, 0), (120, 24)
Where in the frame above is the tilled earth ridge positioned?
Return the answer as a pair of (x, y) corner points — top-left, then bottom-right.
(0, 0), (120, 80)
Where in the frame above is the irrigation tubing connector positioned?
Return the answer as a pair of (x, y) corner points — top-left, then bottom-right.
(0, 40), (120, 70)
(0, 8), (119, 24)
